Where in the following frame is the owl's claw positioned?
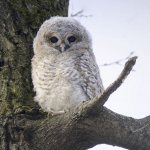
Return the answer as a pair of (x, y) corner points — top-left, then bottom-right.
(48, 110), (65, 117)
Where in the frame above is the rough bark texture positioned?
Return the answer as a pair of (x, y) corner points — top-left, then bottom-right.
(0, 0), (68, 115)
(0, 1), (150, 150)
(0, 0), (69, 149)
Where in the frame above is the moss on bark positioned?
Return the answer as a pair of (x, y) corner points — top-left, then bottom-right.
(0, 0), (69, 115)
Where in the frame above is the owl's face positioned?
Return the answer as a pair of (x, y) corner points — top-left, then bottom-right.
(44, 30), (81, 53)
(33, 17), (92, 55)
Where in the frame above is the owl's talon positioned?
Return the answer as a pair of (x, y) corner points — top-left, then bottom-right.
(48, 110), (65, 117)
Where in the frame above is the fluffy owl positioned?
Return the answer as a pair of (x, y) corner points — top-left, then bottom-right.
(32, 16), (104, 116)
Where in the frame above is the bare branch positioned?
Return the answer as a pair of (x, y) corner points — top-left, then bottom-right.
(70, 10), (84, 17)
(80, 56), (137, 114)
(100, 51), (134, 67)
(23, 106), (150, 150)
(98, 56), (137, 106)
(70, 10), (92, 18)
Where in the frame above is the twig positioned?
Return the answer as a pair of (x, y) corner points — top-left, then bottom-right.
(80, 56), (137, 114)
(98, 56), (137, 106)
(100, 51), (134, 67)
(71, 10), (84, 17)
(70, 10), (92, 18)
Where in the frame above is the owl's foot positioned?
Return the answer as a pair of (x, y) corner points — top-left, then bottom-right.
(48, 110), (65, 117)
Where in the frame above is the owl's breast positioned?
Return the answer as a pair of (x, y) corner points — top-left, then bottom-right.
(33, 56), (87, 111)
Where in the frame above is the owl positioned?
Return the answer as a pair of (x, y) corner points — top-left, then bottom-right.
(32, 16), (104, 116)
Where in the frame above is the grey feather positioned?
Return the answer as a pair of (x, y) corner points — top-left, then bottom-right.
(32, 16), (104, 114)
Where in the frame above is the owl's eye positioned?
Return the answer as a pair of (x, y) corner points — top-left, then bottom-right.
(67, 36), (76, 43)
(50, 36), (59, 43)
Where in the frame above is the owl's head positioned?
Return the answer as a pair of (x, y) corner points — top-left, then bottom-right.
(33, 17), (92, 55)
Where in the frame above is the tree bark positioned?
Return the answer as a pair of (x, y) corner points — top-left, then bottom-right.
(0, 1), (150, 150)
(0, 0), (69, 149)
(0, 0), (69, 115)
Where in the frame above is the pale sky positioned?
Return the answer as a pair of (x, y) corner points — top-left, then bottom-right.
(69, 0), (150, 149)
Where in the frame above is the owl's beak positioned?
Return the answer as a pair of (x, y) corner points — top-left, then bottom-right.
(60, 43), (65, 52)
(59, 43), (69, 52)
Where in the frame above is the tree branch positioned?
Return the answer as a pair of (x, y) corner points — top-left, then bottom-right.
(100, 51), (134, 67)
(75, 56), (137, 118)
(18, 106), (150, 150)
(1, 56), (149, 150)
(99, 56), (137, 106)
(82, 107), (150, 150)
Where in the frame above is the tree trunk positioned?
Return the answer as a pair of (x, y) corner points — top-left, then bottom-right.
(0, 0), (69, 149)
(0, 1), (150, 150)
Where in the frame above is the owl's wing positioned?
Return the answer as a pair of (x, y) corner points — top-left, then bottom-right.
(75, 50), (104, 100)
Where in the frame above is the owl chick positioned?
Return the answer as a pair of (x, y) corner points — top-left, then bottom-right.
(32, 16), (104, 116)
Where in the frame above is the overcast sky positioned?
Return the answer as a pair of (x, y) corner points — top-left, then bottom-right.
(69, 0), (150, 149)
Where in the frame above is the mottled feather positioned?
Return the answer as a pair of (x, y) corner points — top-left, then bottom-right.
(32, 16), (104, 114)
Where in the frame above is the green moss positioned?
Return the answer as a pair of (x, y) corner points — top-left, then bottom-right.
(1, 37), (15, 51)
(0, 0), (69, 116)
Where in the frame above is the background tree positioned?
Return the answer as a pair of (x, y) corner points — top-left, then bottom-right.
(0, 0), (150, 150)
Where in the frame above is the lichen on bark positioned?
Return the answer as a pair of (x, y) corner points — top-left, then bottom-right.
(0, 0), (69, 115)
